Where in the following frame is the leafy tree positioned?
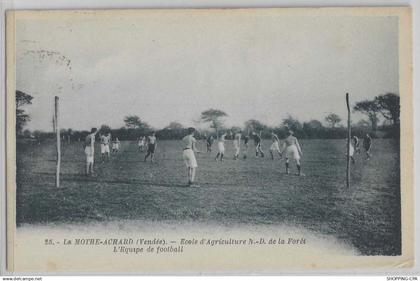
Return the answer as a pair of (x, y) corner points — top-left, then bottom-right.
(304, 119), (323, 130)
(62, 128), (74, 142)
(324, 113), (342, 128)
(229, 126), (242, 133)
(100, 124), (112, 134)
(16, 90), (33, 135)
(123, 115), (149, 130)
(375, 93), (400, 125)
(351, 120), (371, 138)
(282, 115), (303, 132)
(244, 119), (267, 134)
(16, 90), (33, 108)
(23, 129), (32, 138)
(165, 121), (184, 130)
(353, 100), (379, 131)
(200, 109), (228, 136)
(33, 130), (43, 139)
(356, 119), (370, 128)
(58, 129), (66, 140)
(303, 119), (324, 138)
(155, 122), (185, 140)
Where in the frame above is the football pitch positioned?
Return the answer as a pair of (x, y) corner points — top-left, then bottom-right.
(16, 138), (401, 255)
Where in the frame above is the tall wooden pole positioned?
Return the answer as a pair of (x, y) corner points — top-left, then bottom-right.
(346, 93), (351, 188)
(55, 96), (61, 188)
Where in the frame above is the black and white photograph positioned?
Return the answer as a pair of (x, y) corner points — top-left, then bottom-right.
(5, 8), (413, 272)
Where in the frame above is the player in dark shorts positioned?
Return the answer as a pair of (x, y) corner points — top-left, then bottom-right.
(144, 132), (157, 163)
(206, 135), (214, 153)
(363, 133), (372, 160)
(252, 131), (264, 157)
(243, 135), (250, 147)
(243, 134), (250, 159)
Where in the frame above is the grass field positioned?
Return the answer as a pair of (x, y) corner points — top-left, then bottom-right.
(16, 138), (401, 255)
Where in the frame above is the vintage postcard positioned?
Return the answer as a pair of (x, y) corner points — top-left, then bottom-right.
(5, 7), (413, 273)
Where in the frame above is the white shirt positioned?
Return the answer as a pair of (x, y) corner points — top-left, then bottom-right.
(85, 133), (96, 147)
(284, 136), (297, 146)
(148, 136), (156, 144)
(100, 135), (110, 145)
(182, 135), (196, 149)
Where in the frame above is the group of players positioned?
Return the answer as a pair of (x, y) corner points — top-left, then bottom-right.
(349, 134), (373, 163)
(183, 128), (304, 187)
(83, 127), (373, 187)
(83, 130), (121, 174)
(83, 129), (158, 176)
(184, 129), (373, 187)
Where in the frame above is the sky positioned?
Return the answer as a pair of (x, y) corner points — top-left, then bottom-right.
(15, 10), (399, 131)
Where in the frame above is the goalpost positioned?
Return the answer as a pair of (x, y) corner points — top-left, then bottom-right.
(54, 96), (61, 188)
(346, 93), (351, 188)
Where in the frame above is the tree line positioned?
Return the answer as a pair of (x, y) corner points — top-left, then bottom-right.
(16, 90), (399, 142)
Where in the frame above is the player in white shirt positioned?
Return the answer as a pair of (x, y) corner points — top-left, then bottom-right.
(100, 133), (111, 162)
(215, 132), (227, 162)
(182, 127), (201, 187)
(269, 131), (282, 160)
(83, 128), (98, 175)
(144, 132), (157, 163)
(281, 130), (304, 176)
(233, 130), (242, 160)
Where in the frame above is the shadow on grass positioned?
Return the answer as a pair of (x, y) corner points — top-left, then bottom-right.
(32, 171), (284, 189)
